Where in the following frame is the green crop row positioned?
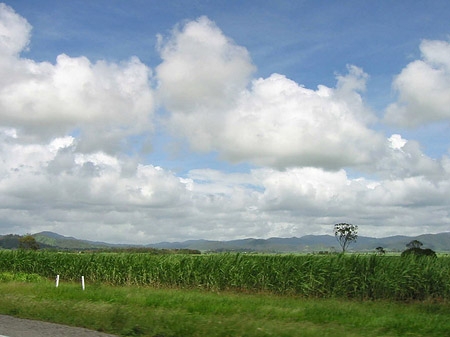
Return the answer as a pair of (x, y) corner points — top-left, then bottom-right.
(0, 251), (448, 300)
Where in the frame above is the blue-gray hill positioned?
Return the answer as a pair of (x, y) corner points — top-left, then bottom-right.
(1, 231), (448, 252)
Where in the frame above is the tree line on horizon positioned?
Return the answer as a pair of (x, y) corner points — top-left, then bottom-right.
(0, 224), (439, 257)
(334, 223), (437, 257)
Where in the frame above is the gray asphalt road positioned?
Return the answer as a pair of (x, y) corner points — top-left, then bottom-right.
(0, 315), (118, 337)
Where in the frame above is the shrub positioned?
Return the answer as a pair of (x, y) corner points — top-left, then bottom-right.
(401, 247), (437, 258)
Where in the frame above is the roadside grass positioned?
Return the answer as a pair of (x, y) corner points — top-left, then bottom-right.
(0, 279), (448, 337)
(0, 271), (44, 282)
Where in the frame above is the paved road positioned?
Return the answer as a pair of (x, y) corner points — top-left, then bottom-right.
(0, 315), (118, 337)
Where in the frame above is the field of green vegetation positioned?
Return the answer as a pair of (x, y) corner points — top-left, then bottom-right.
(0, 251), (449, 301)
(0, 276), (449, 337)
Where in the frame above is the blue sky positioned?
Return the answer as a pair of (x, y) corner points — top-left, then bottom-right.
(0, 1), (449, 243)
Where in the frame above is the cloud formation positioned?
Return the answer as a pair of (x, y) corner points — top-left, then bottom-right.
(0, 6), (448, 243)
(157, 18), (385, 170)
(1, 128), (449, 243)
(0, 3), (31, 55)
(385, 40), (450, 127)
(157, 16), (255, 114)
(0, 4), (154, 153)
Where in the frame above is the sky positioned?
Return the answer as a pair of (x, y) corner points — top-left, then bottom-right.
(0, 0), (449, 244)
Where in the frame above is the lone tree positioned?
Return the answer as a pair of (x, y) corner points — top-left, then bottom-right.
(406, 240), (423, 249)
(334, 223), (358, 253)
(375, 246), (386, 255)
(18, 234), (39, 250)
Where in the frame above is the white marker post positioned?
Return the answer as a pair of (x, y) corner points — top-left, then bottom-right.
(56, 275), (59, 287)
(81, 276), (85, 291)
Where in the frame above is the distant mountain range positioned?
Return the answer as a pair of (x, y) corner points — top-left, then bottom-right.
(32, 231), (128, 250)
(145, 233), (450, 252)
(1, 231), (449, 252)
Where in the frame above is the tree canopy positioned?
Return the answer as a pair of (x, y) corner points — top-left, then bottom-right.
(333, 223), (358, 253)
(406, 240), (423, 249)
(402, 240), (436, 258)
(18, 234), (40, 250)
(375, 246), (385, 255)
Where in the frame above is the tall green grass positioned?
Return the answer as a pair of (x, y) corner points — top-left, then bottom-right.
(2, 281), (449, 337)
(0, 251), (448, 300)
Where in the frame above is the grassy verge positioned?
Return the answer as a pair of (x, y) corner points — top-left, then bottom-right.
(0, 279), (448, 337)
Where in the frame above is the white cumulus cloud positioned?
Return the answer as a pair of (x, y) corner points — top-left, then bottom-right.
(0, 4), (154, 153)
(1, 128), (449, 242)
(385, 39), (450, 127)
(157, 18), (385, 170)
(0, 3), (31, 56)
(156, 16), (255, 114)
